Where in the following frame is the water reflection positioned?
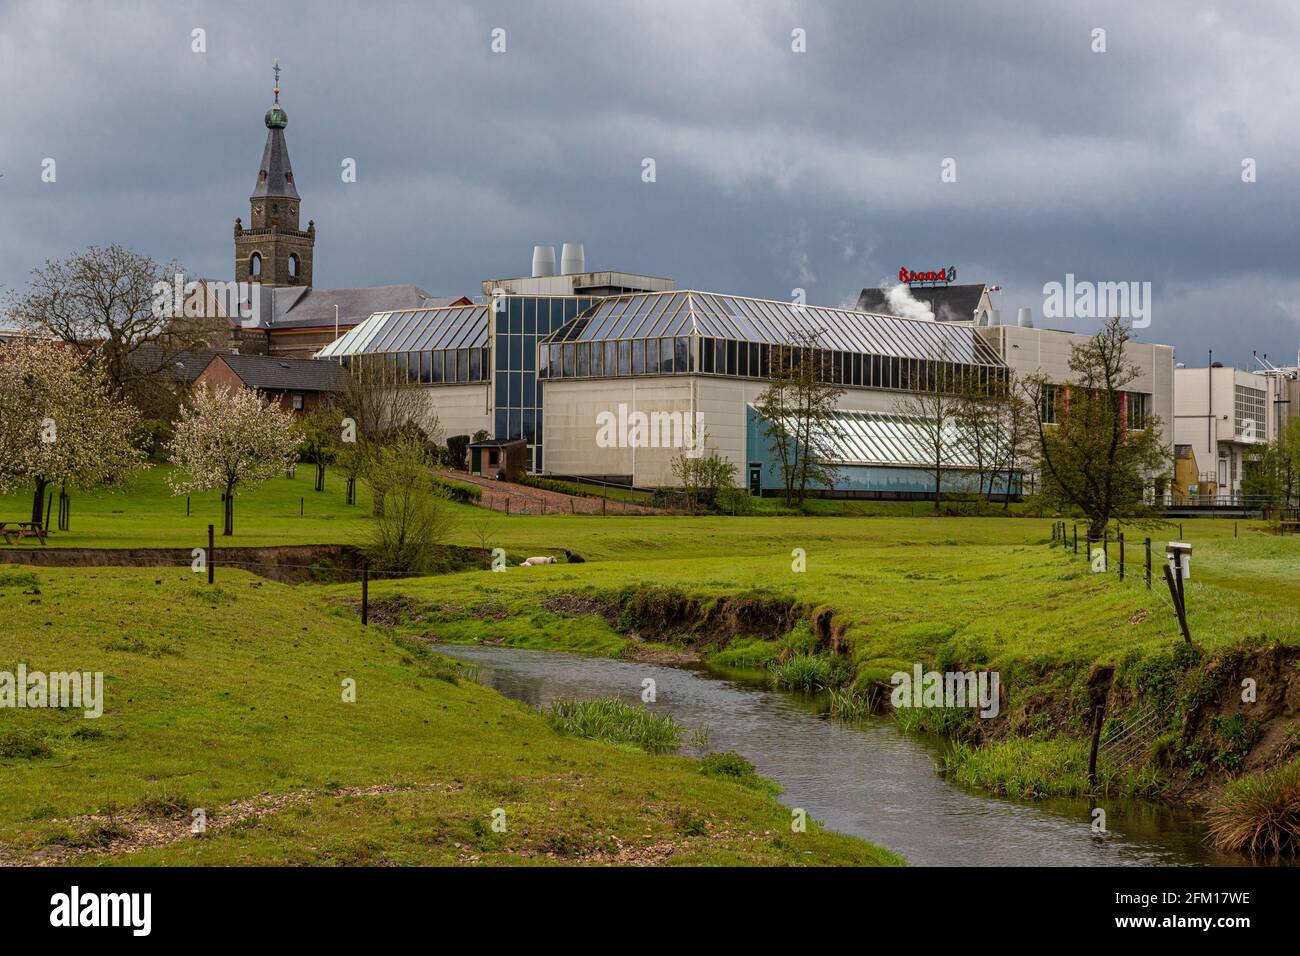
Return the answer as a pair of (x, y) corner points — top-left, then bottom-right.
(439, 643), (1245, 867)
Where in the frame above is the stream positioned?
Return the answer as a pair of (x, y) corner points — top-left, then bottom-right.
(439, 643), (1248, 866)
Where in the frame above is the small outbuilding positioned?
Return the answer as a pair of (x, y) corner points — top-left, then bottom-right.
(469, 438), (528, 481)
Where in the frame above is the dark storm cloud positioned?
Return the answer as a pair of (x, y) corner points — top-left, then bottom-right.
(2, 0), (1299, 365)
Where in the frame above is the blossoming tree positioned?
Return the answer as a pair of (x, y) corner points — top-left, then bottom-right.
(167, 384), (300, 535)
(0, 340), (144, 526)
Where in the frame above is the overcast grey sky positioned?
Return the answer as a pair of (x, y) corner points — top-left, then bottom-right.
(3, 0), (1300, 366)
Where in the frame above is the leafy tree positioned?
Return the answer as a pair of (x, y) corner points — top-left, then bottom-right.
(0, 340), (144, 526)
(167, 385), (300, 535)
(1242, 417), (1300, 507)
(669, 433), (737, 513)
(297, 402), (343, 492)
(752, 330), (844, 505)
(1034, 317), (1170, 539)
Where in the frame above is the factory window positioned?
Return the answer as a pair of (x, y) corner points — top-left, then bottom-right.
(1234, 384), (1266, 439)
(632, 340), (645, 375)
(604, 342), (617, 376)
(591, 342), (604, 377)
(619, 340), (631, 375)
(577, 343), (590, 377)
(1039, 384), (1060, 424)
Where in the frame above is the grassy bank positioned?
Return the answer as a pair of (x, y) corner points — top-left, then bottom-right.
(0, 566), (901, 866)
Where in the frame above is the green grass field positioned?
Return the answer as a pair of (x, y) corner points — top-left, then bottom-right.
(3, 466), (1299, 862)
(0, 565), (899, 865)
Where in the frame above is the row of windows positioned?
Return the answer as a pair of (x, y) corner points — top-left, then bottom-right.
(1038, 387), (1152, 427)
(539, 337), (693, 378)
(538, 335), (1003, 393)
(340, 348), (491, 385)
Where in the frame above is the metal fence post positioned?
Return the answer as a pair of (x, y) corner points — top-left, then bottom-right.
(1145, 537), (1151, 589)
(207, 524), (215, 584)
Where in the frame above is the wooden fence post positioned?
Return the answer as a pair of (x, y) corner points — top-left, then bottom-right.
(207, 524), (215, 584)
(1087, 702), (1106, 789)
(1145, 537), (1151, 589)
(361, 562), (369, 626)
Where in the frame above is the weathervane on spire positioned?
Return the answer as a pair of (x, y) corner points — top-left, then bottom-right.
(273, 58), (281, 103)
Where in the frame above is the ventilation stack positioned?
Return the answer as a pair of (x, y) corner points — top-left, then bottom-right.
(531, 245), (556, 278)
(1017, 307), (1034, 328)
(560, 242), (585, 275)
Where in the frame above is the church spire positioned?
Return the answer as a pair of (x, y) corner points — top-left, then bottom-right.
(236, 60), (313, 289)
(253, 59), (297, 200)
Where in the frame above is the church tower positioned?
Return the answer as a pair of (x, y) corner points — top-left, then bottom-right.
(234, 62), (314, 288)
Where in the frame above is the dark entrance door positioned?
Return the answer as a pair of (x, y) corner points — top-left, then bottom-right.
(748, 465), (761, 496)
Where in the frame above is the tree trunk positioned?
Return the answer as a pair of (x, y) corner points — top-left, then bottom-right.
(316, 462), (325, 492)
(934, 467), (941, 513)
(31, 478), (49, 526)
(223, 487), (235, 536)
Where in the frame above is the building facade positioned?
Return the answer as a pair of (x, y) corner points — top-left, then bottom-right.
(1173, 365), (1274, 500)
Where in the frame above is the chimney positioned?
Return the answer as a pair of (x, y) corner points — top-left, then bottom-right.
(987, 309), (1001, 326)
(531, 245), (556, 278)
(560, 242), (585, 276)
(1017, 307), (1034, 328)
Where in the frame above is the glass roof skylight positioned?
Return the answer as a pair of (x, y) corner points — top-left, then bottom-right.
(541, 291), (1005, 367)
(315, 305), (489, 358)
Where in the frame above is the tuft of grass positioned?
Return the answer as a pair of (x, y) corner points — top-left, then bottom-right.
(546, 697), (683, 754)
(943, 737), (1162, 800)
(0, 731), (53, 760)
(1206, 758), (1300, 857)
(698, 751), (780, 796)
(770, 654), (832, 692)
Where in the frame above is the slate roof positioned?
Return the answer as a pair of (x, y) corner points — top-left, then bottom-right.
(855, 284), (988, 324)
(205, 353), (348, 392)
(251, 124), (299, 200)
(232, 284), (469, 330)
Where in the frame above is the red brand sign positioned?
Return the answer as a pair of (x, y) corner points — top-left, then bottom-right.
(898, 266), (956, 284)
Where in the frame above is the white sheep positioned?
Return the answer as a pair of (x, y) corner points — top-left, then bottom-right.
(520, 555), (557, 566)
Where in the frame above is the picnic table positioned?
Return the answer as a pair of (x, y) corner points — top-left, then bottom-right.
(0, 521), (47, 546)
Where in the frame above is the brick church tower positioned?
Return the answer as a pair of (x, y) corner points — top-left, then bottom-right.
(234, 63), (314, 288)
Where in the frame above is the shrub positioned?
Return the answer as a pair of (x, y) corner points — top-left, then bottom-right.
(547, 697), (683, 754)
(432, 476), (482, 504)
(445, 434), (470, 470)
(363, 437), (456, 574)
(1206, 758), (1300, 857)
(698, 751), (780, 795)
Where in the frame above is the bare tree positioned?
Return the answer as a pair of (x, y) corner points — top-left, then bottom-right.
(753, 330), (844, 506)
(7, 244), (212, 415)
(892, 360), (965, 513)
(334, 357), (438, 514)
